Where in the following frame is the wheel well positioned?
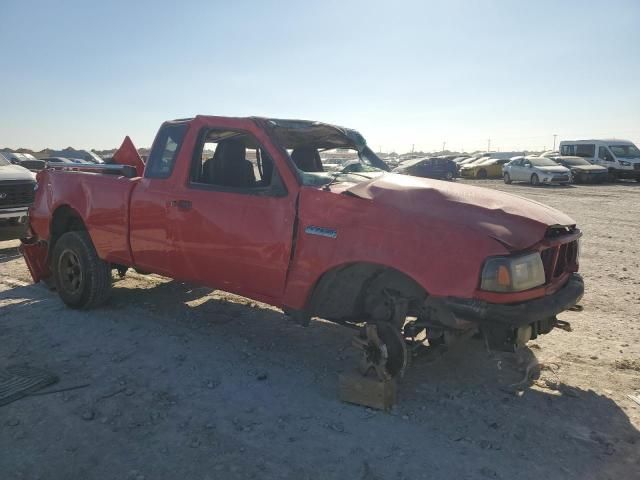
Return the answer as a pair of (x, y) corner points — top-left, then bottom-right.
(306, 263), (427, 323)
(49, 205), (86, 253)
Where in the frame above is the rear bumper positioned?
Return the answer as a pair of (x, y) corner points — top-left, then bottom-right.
(441, 273), (584, 328)
(0, 206), (29, 220)
(19, 236), (50, 283)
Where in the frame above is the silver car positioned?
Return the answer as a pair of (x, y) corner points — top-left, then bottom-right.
(503, 156), (571, 186)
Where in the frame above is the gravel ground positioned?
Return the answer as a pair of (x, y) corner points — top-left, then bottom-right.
(1, 180), (639, 480)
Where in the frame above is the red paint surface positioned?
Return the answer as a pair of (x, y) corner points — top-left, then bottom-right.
(22, 116), (581, 312)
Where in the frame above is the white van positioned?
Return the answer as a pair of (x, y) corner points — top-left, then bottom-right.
(558, 139), (640, 181)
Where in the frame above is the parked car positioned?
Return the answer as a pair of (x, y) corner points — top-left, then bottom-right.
(0, 153), (36, 227)
(539, 150), (560, 158)
(48, 149), (104, 164)
(459, 158), (510, 179)
(21, 115), (584, 380)
(552, 156), (608, 184)
(393, 157), (458, 180)
(340, 160), (385, 178)
(503, 156), (571, 186)
(43, 156), (84, 166)
(452, 156), (470, 163)
(559, 139), (640, 181)
(0, 152), (46, 172)
(457, 154), (489, 166)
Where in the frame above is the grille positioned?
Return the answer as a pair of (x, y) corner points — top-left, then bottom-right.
(0, 182), (35, 207)
(552, 175), (569, 182)
(540, 240), (578, 283)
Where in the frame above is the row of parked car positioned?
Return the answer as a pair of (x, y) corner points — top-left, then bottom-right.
(390, 138), (640, 185)
(0, 150), (105, 172)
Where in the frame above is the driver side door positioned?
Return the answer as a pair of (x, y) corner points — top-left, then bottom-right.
(166, 123), (297, 304)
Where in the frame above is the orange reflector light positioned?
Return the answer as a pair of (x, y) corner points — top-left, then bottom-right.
(497, 265), (511, 287)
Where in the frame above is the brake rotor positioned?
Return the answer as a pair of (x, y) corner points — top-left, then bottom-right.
(352, 323), (408, 381)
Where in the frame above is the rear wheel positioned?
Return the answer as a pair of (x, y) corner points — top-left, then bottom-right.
(530, 174), (540, 186)
(52, 231), (112, 309)
(477, 169), (488, 179)
(503, 172), (512, 184)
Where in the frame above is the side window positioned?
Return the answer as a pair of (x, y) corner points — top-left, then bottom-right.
(561, 145), (574, 156)
(598, 146), (613, 162)
(190, 129), (285, 195)
(575, 144), (595, 158)
(146, 123), (188, 178)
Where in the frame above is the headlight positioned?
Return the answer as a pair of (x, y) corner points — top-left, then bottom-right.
(480, 252), (546, 292)
(619, 160), (631, 167)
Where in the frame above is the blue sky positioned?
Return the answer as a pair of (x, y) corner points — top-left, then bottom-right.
(1, 0), (638, 152)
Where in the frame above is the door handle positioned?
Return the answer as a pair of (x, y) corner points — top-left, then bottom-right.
(169, 200), (192, 210)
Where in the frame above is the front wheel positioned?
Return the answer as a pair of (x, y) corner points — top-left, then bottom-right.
(503, 172), (512, 184)
(530, 173), (540, 186)
(52, 231), (112, 309)
(445, 171), (454, 181)
(477, 169), (488, 179)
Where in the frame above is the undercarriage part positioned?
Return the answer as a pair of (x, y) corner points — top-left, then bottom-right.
(352, 323), (408, 381)
(482, 316), (558, 352)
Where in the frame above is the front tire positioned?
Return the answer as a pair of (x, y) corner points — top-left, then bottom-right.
(503, 172), (512, 184)
(530, 173), (540, 186)
(52, 231), (112, 309)
(477, 169), (488, 179)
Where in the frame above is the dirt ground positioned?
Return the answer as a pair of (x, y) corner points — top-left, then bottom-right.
(1, 180), (639, 480)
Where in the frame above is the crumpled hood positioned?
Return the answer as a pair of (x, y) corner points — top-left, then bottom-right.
(0, 164), (36, 181)
(346, 173), (576, 251)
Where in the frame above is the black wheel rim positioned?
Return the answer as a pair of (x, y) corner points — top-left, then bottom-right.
(59, 249), (83, 294)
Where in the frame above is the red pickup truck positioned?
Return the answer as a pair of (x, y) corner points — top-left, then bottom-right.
(21, 116), (583, 378)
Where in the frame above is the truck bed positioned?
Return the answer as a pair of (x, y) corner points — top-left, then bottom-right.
(29, 169), (140, 266)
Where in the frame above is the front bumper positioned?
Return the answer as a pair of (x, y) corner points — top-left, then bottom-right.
(574, 172), (607, 183)
(0, 206), (29, 220)
(613, 168), (640, 180)
(442, 273), (584, 328)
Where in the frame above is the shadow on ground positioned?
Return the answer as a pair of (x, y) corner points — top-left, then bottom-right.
(1, 277), (638, 479)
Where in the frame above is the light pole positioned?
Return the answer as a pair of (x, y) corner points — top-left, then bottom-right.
(553, 134), (558, 151)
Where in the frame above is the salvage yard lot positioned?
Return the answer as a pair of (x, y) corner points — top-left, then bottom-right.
(1, 180), (639, 480)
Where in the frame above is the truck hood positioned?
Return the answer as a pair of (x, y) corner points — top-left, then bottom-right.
(346, 173), (576, 251)
(0, 164), (37, 181)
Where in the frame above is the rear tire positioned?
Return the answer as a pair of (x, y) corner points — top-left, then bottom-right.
(530, 174), (540, 186)
(503, 173), (512, 184)
(52, 231), (112, 309)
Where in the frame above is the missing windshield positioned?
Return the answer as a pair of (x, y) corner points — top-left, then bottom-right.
(265, 119), (390, 187)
